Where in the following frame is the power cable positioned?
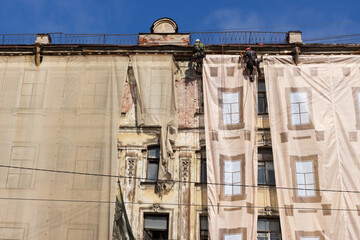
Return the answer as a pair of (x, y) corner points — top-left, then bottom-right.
(185, 21), (360, 32)
(1, 164), (359, 194)
(0, 196), (358, 212)
(304, 33), (360, 42)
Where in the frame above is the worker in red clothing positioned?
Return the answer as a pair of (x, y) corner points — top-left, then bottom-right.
(243, 47), (261, 82)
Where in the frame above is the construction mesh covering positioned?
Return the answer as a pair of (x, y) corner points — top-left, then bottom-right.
(203, 55), (258, 239)
(264, 55), (360, 239)
(0, 56), (128, 239)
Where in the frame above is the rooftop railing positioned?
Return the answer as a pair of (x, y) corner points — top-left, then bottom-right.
(0, 31), (288, 45)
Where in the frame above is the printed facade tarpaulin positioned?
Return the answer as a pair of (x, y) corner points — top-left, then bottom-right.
(130, 55), (178, 196)
(0, 56), (129, 239)
(264, 55), (360, 239)
(203, 55), (258, 240)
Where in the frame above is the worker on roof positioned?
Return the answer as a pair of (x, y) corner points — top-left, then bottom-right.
(243, 47), (261, 82)
(192, 39), (206, 74)
(193, 39), (206, 60)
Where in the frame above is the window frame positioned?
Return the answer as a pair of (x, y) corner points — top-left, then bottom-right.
(258, 148), (276, 186)
(200, 147), (207, 184)
(258, 80), (268, 115)
(218, 87), (244, 130)
(199, 214), (208, 240)
(219, 154), (246, 201)
(257, 218), (282, 240)
(290, 155), (322, 203)
(285, 87), (314, 130)
(146, 146), (160, 182)
(143, 213), (169, 240)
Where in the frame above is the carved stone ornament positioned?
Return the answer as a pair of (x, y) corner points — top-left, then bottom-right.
(150, 17), (178, 33)
(258, 132), (272, 146)
(148, 203), (165, 212)
(181, 159), (190, 181)
(126, 157), (136, 183)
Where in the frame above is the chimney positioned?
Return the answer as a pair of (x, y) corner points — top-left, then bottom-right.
(35, 34), (52, 45)
(287, 31), (302, 44)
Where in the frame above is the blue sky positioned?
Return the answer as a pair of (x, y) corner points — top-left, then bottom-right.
(1, 0), (359, 42)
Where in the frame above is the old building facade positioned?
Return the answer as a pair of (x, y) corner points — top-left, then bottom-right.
(0, 18), (359, 240)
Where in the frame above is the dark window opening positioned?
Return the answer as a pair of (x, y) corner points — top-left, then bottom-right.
(201, 147), (207, 184)
(200, 215), (208, 240)
(147, 146), (160, 182)
(258, 81), (268, 114)
(257, 218), (281, 240)
(258, 148), (275, 185)
(144, 213), (169, 240)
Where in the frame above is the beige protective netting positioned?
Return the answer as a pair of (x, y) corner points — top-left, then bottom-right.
(130, 55), (178, 196)
(203, 55), (258, 240)
(264, 55), (360, 240)
(0, 55), (128, 240)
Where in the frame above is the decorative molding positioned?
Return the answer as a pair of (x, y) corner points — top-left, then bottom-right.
(258, 132), (272, 146)
(181, 159), (190, 181)
(148, 203), (165, 212)
(258, 206), (278, 216)
(125, 150), (138, 184)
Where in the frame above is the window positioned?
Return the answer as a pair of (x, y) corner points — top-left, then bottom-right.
(257, 218), (281, 240)
(147, 146), (160, 182)
(200, 215), (208, 240)
(7, 146), (36, 189)
(258, 81), (268, 114)
(200, 147), (207, 184)
(218, 87), (244, 130)
(291, 155), (321, 203)
(286, 88), (314, 130)
(220, 154), (246, 201)
(258, 148), (275, 185)
(144, 214), (169, 240)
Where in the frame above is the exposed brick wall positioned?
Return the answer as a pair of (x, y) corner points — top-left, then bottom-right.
(121, 82), (134, 113)
(176, 77), (201, 128)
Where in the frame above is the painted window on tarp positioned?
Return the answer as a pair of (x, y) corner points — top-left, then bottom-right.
(295, 161), (316, 197)
(224, 160), (242, 196)
(290, 92), (309, 126)
(222, 92), (240, 125)
(6, 145), (36, 189)
(224, 234), (243, 240)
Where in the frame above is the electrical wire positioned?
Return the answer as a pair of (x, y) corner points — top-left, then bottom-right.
(0, 196), (358, 212)
(303, 33), (360, 42)
(0, 164), (359, 194)
(185, 21), (360, 32)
